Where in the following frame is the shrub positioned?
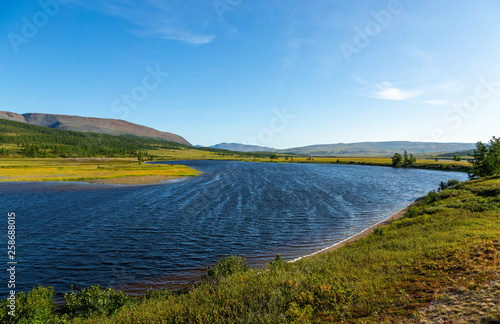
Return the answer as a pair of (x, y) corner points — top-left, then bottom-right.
(405, 206), (420, 218)
(269, 254), (285, 271)
(144, 288), (170, 300)
(203, 255), (250, 285)
(438, 179), (461, 192)
(0, 286), (55, 324)
(423, 190), (438, 204)
(59, 285), (130, 318)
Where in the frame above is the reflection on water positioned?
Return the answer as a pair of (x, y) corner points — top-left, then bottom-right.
(0, 161), (468, 295)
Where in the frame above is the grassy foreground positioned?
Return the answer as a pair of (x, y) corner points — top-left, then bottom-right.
(0, 158), (200, 184)
(2, 176), (499, 323)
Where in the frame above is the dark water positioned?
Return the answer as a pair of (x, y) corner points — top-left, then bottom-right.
(0, 161), (468, 296)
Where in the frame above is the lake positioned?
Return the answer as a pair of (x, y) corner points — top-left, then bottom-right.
(0, 161), (468, 296)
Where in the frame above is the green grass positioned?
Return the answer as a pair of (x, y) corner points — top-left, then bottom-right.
(1, 176), (499, 323)
(0, 158), (200, 184)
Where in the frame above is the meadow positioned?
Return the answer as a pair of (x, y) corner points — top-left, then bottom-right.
(0, 158), (200, 184)
(2, 175), (499, 323)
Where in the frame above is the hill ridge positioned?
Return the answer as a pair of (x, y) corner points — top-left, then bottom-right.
(0, 111), (191, 145)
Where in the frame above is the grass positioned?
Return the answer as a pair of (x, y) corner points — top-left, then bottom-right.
(0, 158), (200, 184)
(1, 175), (499, 323)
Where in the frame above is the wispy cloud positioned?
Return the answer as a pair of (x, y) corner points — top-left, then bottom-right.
(372, 87), (419, 101)
(72, 0), (216, 44)
(424, 99), (449, 106)
(362, 82), (420, 101)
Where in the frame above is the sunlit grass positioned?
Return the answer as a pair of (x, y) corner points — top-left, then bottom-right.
(0, 158), (200, 183)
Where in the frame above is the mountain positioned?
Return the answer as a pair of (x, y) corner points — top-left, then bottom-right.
(210, 143), (275, 152)
(0, 117), (190, 158)
(0, 111), (191, 146)
(210, 141), (476, 156)
(278, 141), (476, 157)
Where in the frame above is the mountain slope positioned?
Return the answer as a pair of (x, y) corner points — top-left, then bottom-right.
(0, 117), (189, 158)
(279, 141), (476, 156)
(0, 111), (191, 145)
(210, 143), (275, 152)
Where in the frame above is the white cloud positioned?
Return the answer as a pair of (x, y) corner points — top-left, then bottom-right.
(368, 83), (420, 101)
(72, 0), (216, 44)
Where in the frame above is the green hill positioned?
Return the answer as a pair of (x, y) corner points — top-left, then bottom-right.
(0, 111), (191, 145)
(0, 117), (191, 158)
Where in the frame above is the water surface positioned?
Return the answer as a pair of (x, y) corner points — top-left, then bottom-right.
(0, 161), (468, 296)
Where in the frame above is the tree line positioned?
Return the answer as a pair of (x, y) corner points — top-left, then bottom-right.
(391, 150), (416, 167)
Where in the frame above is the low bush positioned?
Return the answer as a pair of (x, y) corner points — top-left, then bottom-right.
(58, 285), (130, 318)
(438, 179), (461, 192)
(0, 286), (55, 324)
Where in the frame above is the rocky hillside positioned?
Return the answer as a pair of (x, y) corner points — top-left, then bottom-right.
(0, 111), (191, 145)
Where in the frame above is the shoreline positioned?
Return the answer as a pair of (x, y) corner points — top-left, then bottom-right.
(291, 197), (425, 262)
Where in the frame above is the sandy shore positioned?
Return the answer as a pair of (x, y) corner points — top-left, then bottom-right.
(292, 197), (425, 262)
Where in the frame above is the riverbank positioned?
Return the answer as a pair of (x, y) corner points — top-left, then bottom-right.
(292, 197), (425, 262)
(2, 175), (498, 323)
(0, 158), (200, 184)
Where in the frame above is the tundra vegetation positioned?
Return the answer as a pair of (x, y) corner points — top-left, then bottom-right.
(0, 159), (200, 184)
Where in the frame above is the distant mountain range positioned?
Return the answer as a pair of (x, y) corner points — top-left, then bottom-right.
(209, 141), (476, 157)
(0, 111), (191, 145)
(279, 141), (476, 156)
(209, 143), (275, 152)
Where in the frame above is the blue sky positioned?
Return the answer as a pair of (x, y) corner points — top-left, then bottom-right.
(1, 0), (499, 148)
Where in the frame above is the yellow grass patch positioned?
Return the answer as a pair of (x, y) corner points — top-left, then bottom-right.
(0, 158), (200, 184)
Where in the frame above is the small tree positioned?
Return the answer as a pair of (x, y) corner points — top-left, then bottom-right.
(392, 153), (403, 167)
(468, 136), (500, 178)
(410, 153), (416, 164)
(403, 151), (416, 165)
(137, 152), (144, 164)
(403, 150), (409, 163)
